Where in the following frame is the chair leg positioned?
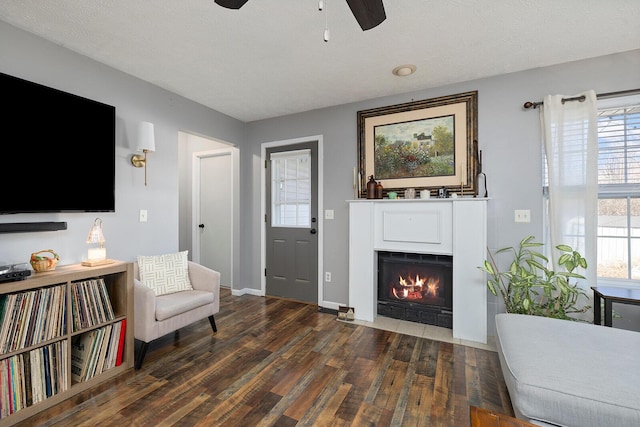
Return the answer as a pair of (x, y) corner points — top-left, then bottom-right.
(135, 340), (149, 370)
(208, 315), (217, 332)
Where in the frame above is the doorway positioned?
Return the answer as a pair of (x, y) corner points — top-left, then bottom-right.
(262, 136), (324, 305)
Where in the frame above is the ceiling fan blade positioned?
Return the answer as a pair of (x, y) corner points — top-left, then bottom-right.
(346, 0), (386, 31)
(214, 0), (249, 9)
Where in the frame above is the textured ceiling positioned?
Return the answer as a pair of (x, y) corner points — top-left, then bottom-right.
(1, 0), (638, 122)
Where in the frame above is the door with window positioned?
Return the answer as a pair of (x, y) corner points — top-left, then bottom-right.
(265, 141), (318, 304)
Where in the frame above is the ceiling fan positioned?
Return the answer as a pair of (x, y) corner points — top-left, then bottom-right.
(214, 0), (386, 31)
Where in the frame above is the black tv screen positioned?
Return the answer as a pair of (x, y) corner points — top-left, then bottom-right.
(0, 72), (115, 214)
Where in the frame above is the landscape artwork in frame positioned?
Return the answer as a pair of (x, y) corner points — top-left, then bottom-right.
(357, 91), (478, 198)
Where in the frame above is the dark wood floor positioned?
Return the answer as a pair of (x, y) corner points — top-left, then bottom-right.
(17, 288), (514, 426)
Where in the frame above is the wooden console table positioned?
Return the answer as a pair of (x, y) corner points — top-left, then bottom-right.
(591, 286), (640, 327)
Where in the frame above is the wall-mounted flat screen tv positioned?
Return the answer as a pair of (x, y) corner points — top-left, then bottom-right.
(0, 72), (116, 214)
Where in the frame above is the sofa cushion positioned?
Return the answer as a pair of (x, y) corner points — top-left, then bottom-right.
(495, 313), (640, 427)
(137, 251), (193, 296)
(155, 290), (214, 321)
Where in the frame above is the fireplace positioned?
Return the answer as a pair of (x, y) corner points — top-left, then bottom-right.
(348, 199), (488, 344)
(377, 251), (453, 328)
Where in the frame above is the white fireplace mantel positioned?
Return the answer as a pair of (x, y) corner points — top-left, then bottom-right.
(348, 198), (488, 344)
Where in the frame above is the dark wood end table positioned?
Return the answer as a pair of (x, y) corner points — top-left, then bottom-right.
(591, 286), (640, 327)
(469, 406), (537, 427)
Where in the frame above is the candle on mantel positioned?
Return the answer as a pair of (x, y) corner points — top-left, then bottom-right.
(460, 162), (465, 196)
(353, 167), (357, 199)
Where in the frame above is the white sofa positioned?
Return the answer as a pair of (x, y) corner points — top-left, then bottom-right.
(133, 260), (220, 369)
(495, 313), (640, 427)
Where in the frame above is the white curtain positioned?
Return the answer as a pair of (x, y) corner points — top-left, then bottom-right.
(541, 90), (598, 289)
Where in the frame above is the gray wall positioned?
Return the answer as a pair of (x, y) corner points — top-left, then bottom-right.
(1, 19), (639, 332)
(0, 21), (244, 266)
(245, 49), (640, 331)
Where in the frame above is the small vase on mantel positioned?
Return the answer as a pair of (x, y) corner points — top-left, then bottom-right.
(366, 175), (377, 199)
(375, 182), (383, 199)
(405, 188), (416, 199)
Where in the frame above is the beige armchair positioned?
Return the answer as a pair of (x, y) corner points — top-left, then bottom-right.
(133, 260), (220, 369)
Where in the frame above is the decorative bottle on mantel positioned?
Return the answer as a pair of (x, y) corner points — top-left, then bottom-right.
(366, 175), (377, 199)
(375, 181), (383, 199)
(476, 150), (488, 198)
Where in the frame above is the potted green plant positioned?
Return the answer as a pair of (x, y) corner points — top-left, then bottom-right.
(479, 235), (591, 320)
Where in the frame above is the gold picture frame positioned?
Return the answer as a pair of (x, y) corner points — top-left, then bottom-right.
(357, 91), (478, 198)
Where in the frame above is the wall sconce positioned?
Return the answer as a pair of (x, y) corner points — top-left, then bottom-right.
(82, 218), (113, 267)
(131, 121), (156, 186)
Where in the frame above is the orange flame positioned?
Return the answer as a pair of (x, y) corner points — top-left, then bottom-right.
(392, 274), (440, 300)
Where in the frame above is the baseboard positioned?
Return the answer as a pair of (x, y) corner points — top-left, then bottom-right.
(320, 300), (343, 311)
(231, 287), (263, 297)
(228, 290), (346, 313)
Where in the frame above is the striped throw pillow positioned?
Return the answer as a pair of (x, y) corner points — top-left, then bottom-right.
(137, 251), (193, 296)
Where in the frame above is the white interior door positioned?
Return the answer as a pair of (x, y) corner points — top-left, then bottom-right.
(192, 148), (237, 288)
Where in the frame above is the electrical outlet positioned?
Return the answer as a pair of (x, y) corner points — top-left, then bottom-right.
(514, 209), (530, 223)
(325, 272), (332, 282)
(324, 209), (334, 220)
(139, 209), (148, 222)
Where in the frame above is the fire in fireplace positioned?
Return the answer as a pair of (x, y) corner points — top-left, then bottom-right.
(377, 251), (453, 328)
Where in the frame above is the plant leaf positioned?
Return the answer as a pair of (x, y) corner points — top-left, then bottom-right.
(558, 253), (571, 265)
(487, 281), (497, 296)
(520, 235), (535, 245)
(522, 242), (544, 248)
(526, 259), (546, 270)
(482, 260), (495, 275)
(530, 251), (549, 262)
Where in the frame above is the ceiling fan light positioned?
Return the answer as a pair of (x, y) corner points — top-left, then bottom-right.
(392, 64), (417, 77)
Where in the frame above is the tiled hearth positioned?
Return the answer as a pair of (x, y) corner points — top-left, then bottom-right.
(348, 198), (488, 344)
(344, 316), (496, 352)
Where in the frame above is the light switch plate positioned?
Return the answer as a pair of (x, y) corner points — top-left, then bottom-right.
(139, 209), (148, 222)
(324, 209), (334, 220)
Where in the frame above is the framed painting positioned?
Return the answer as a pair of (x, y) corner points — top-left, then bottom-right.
(357, 91), (478, 198)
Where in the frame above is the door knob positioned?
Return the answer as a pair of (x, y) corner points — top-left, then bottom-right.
(310, 228), (317, 234)
(199, 224), (205, 228)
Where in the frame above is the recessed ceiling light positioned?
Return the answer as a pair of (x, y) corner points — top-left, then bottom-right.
(392, 64), (417, 77)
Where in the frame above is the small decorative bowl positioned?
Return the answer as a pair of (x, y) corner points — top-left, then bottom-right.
(30, 249), (59, 272)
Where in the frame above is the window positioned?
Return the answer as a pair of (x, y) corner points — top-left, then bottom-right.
(543, 95), (640, 282)
(596, 98), (640, 280)
(270, 149), (311, 227)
